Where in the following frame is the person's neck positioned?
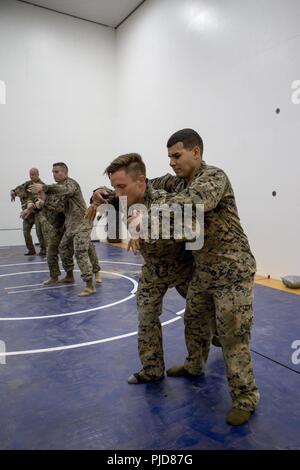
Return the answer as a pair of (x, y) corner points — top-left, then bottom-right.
(137, 190), (146, 204)
(137, 183), (147, 204)
(186, 162), (202, 183)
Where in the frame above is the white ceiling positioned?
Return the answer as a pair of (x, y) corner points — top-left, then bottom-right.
(19, 0), (145, 28)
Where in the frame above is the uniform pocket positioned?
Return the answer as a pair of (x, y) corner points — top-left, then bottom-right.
(233, 292), (253, 336)
(216, 291), (253, 337)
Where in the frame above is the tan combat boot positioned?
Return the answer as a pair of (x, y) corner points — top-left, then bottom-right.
(226, 408), (253, 426)
(58, 271), (75, 283)
(78, 279), (96, 297)
(43, 277), (59, 285)
(167, 365), (203, 378)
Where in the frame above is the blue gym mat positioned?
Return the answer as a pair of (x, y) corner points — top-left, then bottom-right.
(0, 243), (299, 449)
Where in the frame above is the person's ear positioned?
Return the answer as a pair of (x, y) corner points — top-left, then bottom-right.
(193, 145), (201, 160)
(138, 175), (146, 184)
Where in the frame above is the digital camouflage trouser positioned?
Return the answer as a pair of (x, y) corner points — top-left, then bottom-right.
(39, 208), (66, 278)
(23, 212), (47, 254)
(34, 212), (47, 253)
(184, 274), (260, 412)
(59, 230), (100, 282)
(136, 258), (192, 380)
(22, 215), (35, 253)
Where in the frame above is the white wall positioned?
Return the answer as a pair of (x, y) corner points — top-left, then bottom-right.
(1, 0), (299, 278)
(0, 0), (115, 246)
(115, 0), (300, 278)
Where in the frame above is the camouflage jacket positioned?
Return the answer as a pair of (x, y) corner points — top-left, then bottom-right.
(18, 192), (34, 211)
(137, 183), (193, 266)
(45, 177), (92, 234)
(36, 194), (65, 230)
(13, 179), (45, 214)
(90, 183), (194, 258)
(18, 193), (35, 224)
(12, 178), (44, 192)
(151, 161), (256, 283)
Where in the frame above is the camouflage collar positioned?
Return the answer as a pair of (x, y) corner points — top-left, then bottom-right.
(143, 181), (155, 206)
(192, 160), (207, 180)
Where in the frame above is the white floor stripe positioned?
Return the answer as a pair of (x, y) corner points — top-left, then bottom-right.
(0, 260), (143, 268)
(0, 262), (47, 268)
(5, 283), (45, 289)
(0, 270), (48, 278)
(8, 284), (77, 294)
(175, 309), (185, 315)
(0, 270), (138, 320)
(100, 260), (143, 266)
(0, 316), (181, 357)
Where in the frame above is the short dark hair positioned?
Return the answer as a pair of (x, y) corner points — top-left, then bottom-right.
(104, 153), (146, 179)
(167, 128), (203, 155)
(53, 162), (68, 171)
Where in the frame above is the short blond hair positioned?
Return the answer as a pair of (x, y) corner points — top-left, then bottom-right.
(104, 153), (146, 180)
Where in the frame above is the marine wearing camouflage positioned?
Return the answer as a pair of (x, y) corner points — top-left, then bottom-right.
(46, 177), (97, 282)
(17, 189), (36, 253)
(13, 179), (46, 253)
(38, 193), (70, 279)
(135, 183), (193, 381)
(151, 161), (260, 411)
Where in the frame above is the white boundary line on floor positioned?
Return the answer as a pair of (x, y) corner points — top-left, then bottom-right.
(0, 258), (184, 358)
(0, 270), (138, 320)
(0, 313), (183, 358)
(7, 284), (78, 294)
(0, 259), (143, 268)
(5, 282), (45, 289)
(0, 262), (47, 267)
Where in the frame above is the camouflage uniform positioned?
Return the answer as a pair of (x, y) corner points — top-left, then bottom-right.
(151, 162), (260, 412)
(13, 179), (47, 253)
(59, 237), (100, 275)
(37, 194), (71, 279)
(46, 177), (99, 282)
(134, 183), (193, 381)
(18, 192), (36, 253)
(88, 242), (101, 273)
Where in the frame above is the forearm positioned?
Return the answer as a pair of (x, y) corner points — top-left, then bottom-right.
(46, 180), (75, 197)
(157, 172), (227, 212)
(90, 186), (116, 205)
(150, 174), (182, 192)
